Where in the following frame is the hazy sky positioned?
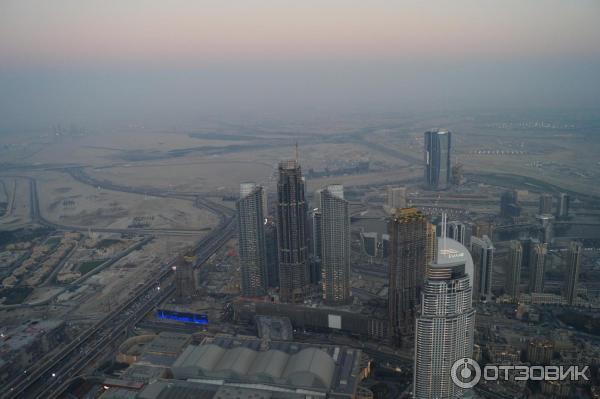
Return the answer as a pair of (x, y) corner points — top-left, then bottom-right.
(1, 0), (599, 131)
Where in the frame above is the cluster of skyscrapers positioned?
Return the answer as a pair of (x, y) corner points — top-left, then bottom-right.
(234, 131), (585, 399)
(237, 159), (351, 305)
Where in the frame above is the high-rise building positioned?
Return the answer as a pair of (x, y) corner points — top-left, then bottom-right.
(414, 236), (475, 399)
(527, 339), (554, 365)
(241, 182), (268, 217)
(505, 240), (523, 302)
(174, 256), (196, 302)
(264, 219), (279, 289)
(424, 130), (451, 190)
(309, 210), (322, 259)
(500, 190), (521, 218)
(470, 235), (494, 302)
(556, 193), (570, 219)
(237, 184), (267, 297)
(387, 186), (407, 209)
(308, 209), (322, 284)
(425, 222), (438, 279)
(446, 221), (467, 245)
(564, 241), (583, 305)
(535, 214), (555, 244)
(388, 208), (428, 343)
(538, 194), (553, 215)
(529, 240), (547, 293)
(276, 160), (309, 303)
(319, 185), (351, 304)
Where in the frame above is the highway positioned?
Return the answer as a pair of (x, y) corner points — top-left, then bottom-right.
(1, 171), (237, 399)
(1, 210), (235, 399)
(0, 173), (214, 236)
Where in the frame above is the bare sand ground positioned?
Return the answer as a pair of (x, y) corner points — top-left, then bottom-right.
(34, 171), (218, 230)
(68, 236), (196, 319)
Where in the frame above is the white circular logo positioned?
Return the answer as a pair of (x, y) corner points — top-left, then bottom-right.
(451, 357), (481, 389)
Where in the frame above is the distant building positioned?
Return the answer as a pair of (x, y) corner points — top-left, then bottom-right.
(556, 193), (570, 219)
(446, 221), (467, 245)
(424, 130), (452, 190)
(319, 185), (351, 305)
(277, 160), (309, 303)
(381, 233), (390, 259)
(387, 186), (407, 209)
(539, 194), (554, 215)
(414, 235), (475, 399)
(308, 208), (322, 284)
(241, 181), (268, 216)
(388, 208), (428, 343)
(237, 183), (267, 296)
(361, 231), (378, 258)
(234, 300), (389, 341)
(472, 219), (495, 239)
(536, 214), (555, 244)
(500, 190), (521, 218)
(174, 257), (196, 302)
(564, 241), (583, 305)
(471, 235), (494, 302)
(309, 209), (322, 260)
(425, 222), (438, 277)
(529, 240), (547, 293)
(264, 219), (279, 289)
(505, 240), (523, 302)
(527, 339), (554, 365)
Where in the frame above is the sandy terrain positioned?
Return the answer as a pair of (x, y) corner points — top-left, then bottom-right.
(34, 171), (218, 230)
(69, 236), (197, 319)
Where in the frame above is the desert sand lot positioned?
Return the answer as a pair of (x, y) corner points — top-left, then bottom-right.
(2, 113), (599, 205)
(34, 171), (218, 230)
(68, 235), (197, 320)
(87, 160), (274, 194)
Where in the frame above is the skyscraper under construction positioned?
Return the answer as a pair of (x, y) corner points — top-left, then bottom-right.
(276, 160), (309, 303)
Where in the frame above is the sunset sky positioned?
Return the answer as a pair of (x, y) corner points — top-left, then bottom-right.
(1, 0), (599, 130)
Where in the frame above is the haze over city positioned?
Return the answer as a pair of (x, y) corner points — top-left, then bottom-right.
(1, 0), (600, 131)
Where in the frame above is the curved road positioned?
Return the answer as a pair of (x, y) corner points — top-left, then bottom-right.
(1, 169), (236, 399)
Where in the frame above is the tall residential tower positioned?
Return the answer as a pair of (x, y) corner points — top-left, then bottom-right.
(471, 235), (494, 302)
(236, 183), (267, 296)
(528, 240), (547, 293)
(564, 241), (583, 305)
(319, 185), (351, 304)
(505, 240), (523, 302)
